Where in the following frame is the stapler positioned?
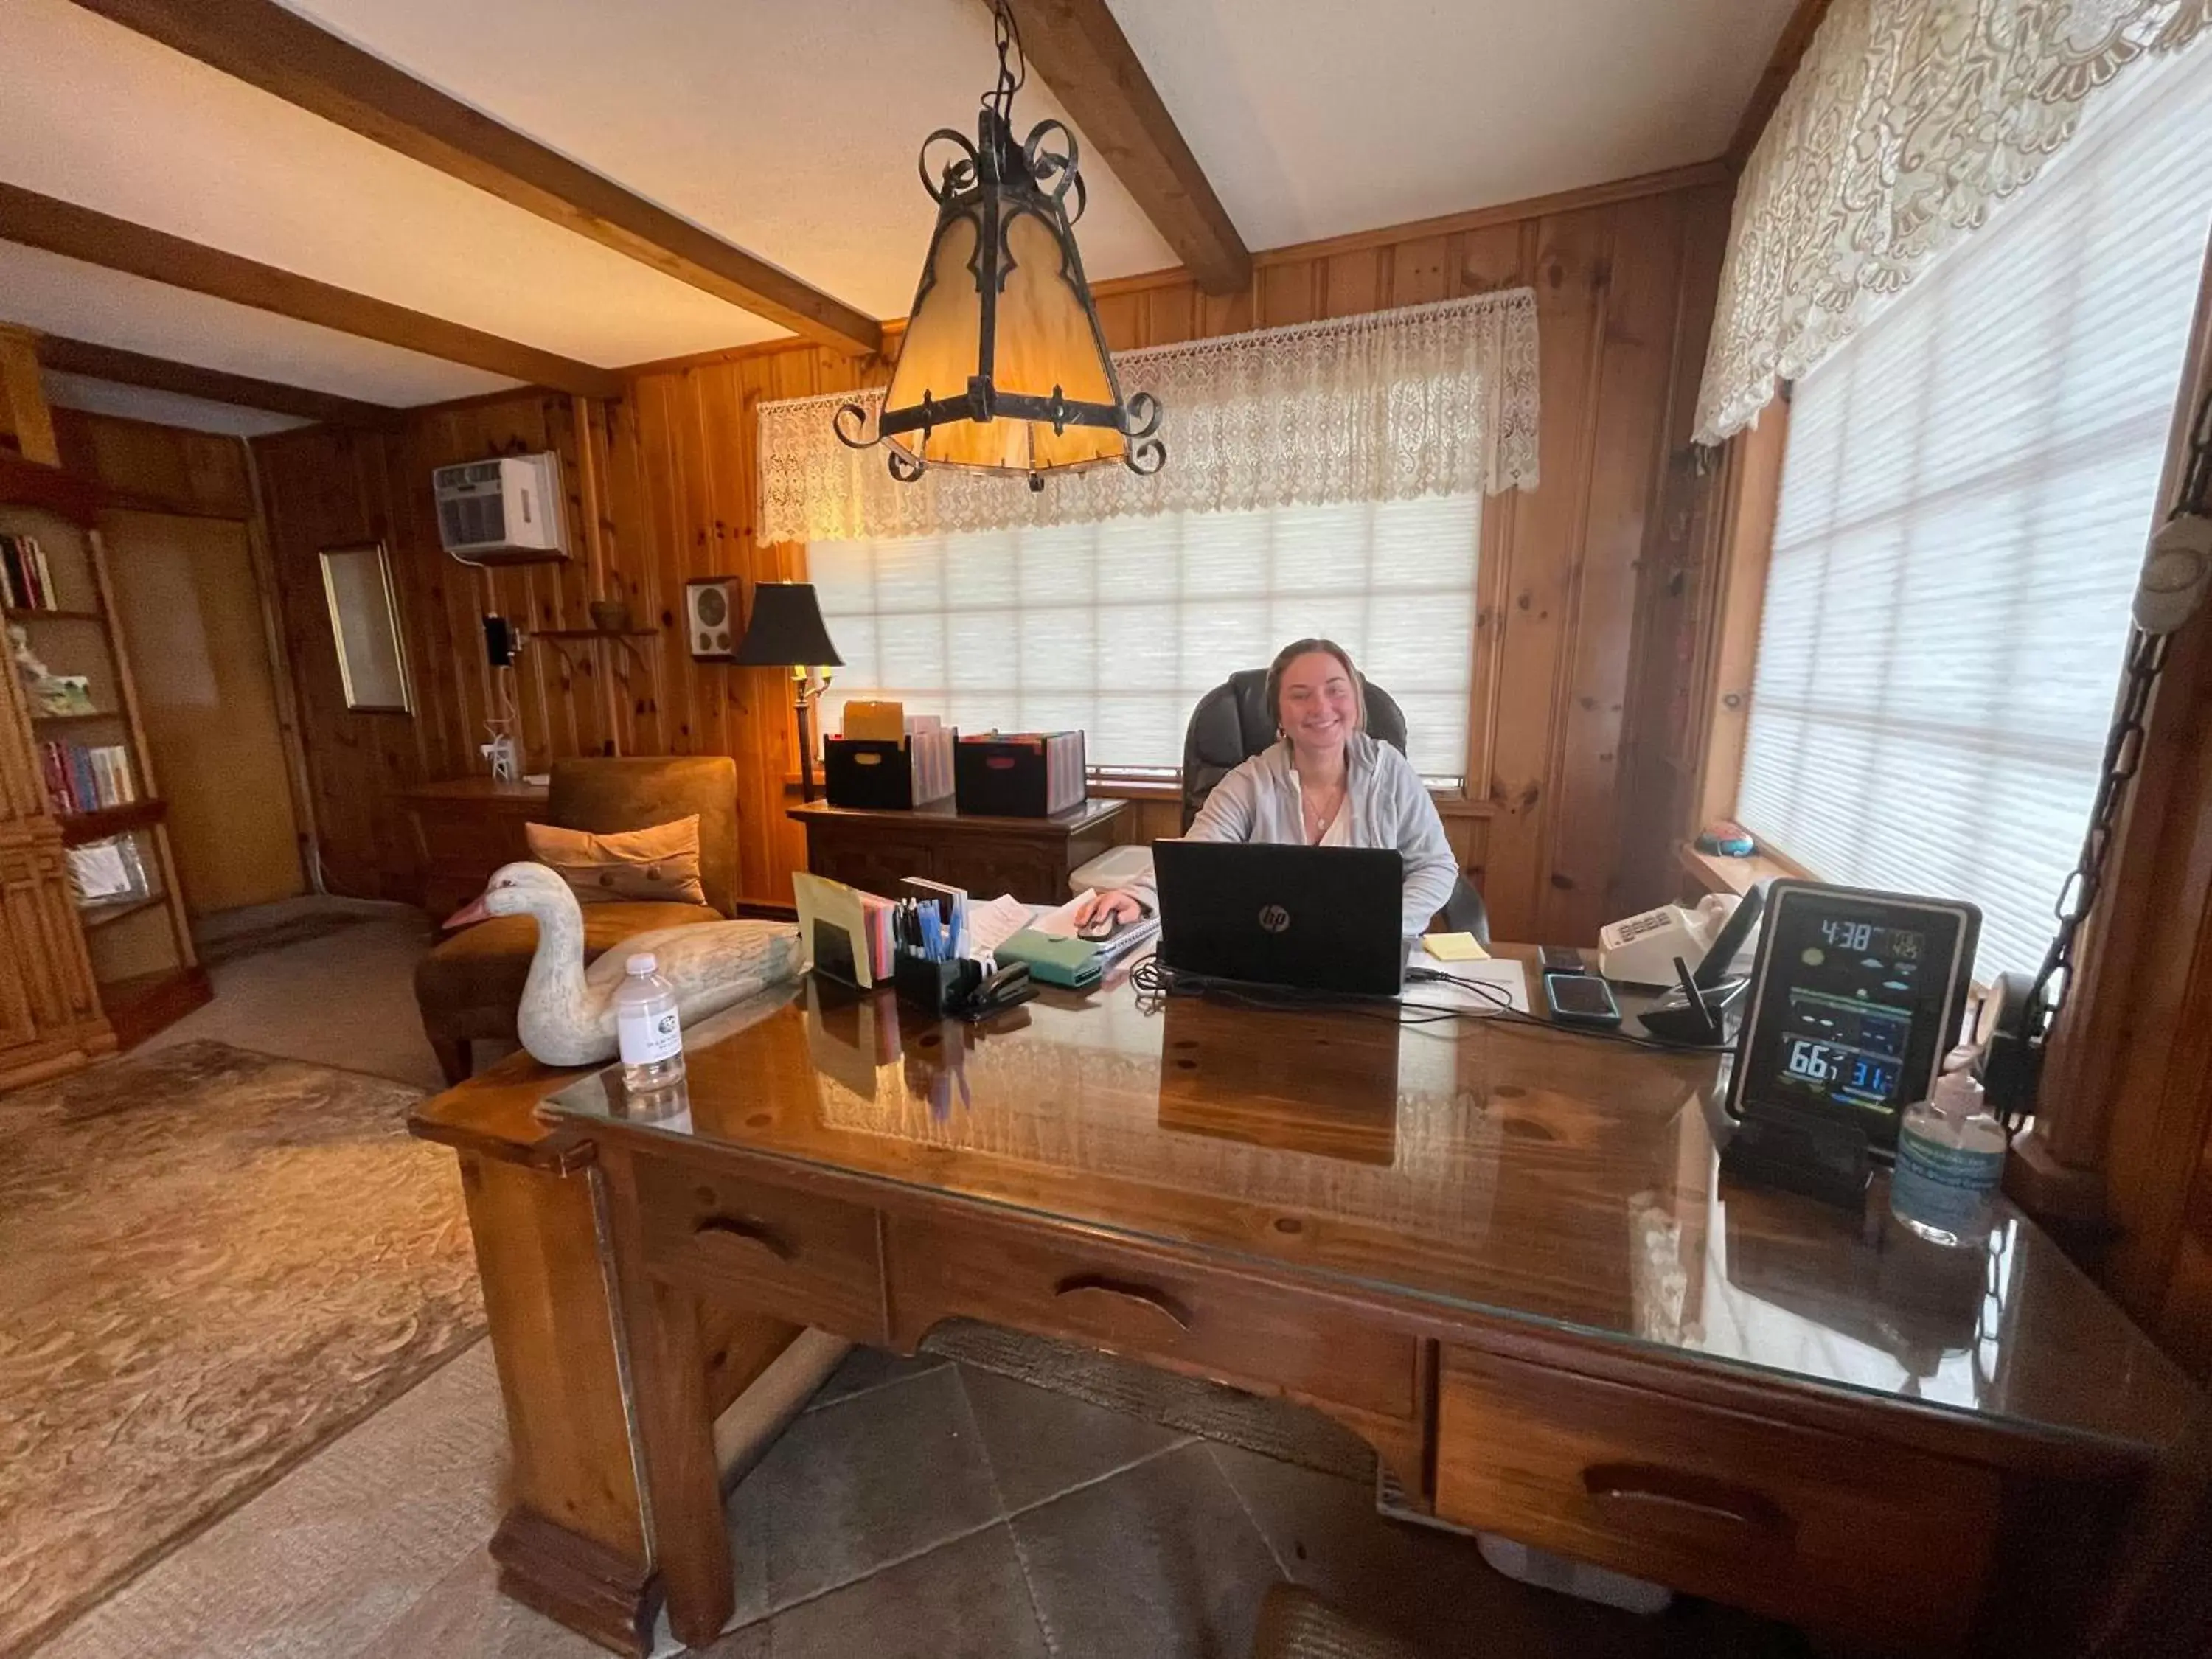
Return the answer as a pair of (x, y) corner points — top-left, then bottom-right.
(962, 960), (1036, 1019)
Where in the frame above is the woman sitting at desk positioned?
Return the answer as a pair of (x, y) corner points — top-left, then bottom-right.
(1077, 638), (1460, 936)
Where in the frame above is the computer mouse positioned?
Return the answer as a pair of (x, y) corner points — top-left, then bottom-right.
(1078, 911), (1119, 942)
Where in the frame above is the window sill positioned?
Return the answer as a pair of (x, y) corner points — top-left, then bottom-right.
(787, 770), (1500, 815)
(1087, 777), (1183, 803)
(1676, 840), (1806, 896)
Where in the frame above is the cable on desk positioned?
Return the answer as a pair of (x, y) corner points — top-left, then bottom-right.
(1130, 956), (1734, 1056)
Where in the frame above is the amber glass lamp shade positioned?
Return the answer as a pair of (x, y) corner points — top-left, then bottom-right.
(837, 93), (1161, 487)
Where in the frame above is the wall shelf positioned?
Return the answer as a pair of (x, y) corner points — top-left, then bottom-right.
(30, 709), (120, 726)
(77, 891), (167, 931)
(535, 627), (659, 678)
(58, 798), (167, 846)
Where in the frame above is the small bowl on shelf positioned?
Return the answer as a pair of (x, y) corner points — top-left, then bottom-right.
(588, 599), (633, 633)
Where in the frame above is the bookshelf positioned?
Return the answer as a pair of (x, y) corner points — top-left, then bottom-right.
(1, 451), (206, 1074)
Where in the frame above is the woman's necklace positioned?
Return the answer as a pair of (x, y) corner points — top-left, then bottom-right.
(1301, 779), (1347, 844)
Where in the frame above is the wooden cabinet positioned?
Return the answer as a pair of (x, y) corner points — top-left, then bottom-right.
(789, 797), (1127, 905)
(397, 778), (549, 918)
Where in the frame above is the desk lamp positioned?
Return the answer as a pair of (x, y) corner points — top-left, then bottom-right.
(732, 582), (843, 803)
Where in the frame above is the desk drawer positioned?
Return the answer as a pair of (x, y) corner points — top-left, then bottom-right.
(885, 1216), (1416, 1421)
(630, 1155), (886, 1342)
(1434, 1347), (1996, 1646)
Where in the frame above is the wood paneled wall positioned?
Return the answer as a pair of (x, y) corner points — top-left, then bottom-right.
(253, 172), (1731, 941)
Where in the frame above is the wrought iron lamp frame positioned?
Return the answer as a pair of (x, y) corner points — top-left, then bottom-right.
(835, 1), (1163, 489)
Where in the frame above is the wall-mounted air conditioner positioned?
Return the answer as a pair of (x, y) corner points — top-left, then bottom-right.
(432, 453), (568, 564)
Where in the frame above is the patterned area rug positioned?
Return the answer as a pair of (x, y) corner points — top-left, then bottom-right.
(0, 1041), (481, 1658)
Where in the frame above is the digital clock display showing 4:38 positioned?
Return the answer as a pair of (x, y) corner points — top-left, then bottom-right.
(1815, 917), (1921, 960)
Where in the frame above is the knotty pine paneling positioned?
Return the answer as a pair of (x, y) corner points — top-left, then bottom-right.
(256, 179), (1730, 940)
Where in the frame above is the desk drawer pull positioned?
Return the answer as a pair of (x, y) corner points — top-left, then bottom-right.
(1054, 1273), (1191, 1332)
(1581, 1462), (1795, 1542)
(694, 1216), (794, 1262)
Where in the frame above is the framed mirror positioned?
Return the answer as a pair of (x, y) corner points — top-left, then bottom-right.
(319, 541), (414, 714)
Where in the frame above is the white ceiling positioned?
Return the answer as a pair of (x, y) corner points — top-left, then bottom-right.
(1, 0), (1792, 432)
(41, 371), (313, 437)
(1110, 0), (1790, 248)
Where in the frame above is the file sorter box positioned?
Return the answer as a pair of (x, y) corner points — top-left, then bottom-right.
(954, 730), (1086, 818)
(824, 724), (957, 810)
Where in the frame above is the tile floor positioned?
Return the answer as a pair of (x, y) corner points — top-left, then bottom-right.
(38, 899), (1813, 1658)
(47, 1334), (1809, 1659)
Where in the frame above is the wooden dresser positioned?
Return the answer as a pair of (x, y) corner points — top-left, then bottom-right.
(397, 777), (549, 918)
(787, 797), (1127, 904)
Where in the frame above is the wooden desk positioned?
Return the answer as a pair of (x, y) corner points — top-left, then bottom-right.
(535, 953), (2202, 1656)
(396, 777), (548, 917)
(787, 796), (1126, 905)
(409, 1048), (808, 1653)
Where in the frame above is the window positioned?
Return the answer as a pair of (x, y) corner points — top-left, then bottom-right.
(808, 493), (1481, 783)
(1735, 47), (2212, 981)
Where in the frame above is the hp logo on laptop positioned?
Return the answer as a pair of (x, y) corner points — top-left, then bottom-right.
(1257, 903), (1292, 934)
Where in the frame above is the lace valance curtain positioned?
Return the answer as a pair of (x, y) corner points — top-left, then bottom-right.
(757, 289), (1540, 544)
(1693, 0), (2209, 445)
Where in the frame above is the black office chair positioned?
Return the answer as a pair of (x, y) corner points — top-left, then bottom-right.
(1179, 667), (1491, 945)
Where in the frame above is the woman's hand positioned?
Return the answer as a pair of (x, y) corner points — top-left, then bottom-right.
(1071, 889), (1147, 928)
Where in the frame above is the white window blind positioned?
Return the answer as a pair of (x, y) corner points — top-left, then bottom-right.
(1736, 45), (2212, 982)
(808, 493), (1481, 782)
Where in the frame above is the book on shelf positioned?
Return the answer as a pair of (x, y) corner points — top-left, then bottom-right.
(67, 835), (149, 905)
(0, 532), (57, 611)
(38, 741), (136, 815)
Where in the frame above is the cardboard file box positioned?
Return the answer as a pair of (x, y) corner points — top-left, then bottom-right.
(954, 731), (1086, 818)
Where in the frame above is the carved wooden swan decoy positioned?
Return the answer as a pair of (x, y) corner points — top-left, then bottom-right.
(449, 861), (803, 1067)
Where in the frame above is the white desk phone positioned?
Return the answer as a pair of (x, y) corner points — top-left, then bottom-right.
(1598, 892), (1761, 986)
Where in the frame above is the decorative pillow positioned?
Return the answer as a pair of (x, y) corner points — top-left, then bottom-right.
(525, 816), (707, 907)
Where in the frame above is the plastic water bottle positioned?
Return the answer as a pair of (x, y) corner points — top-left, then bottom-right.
(1890, 1046), (2006, 1248)
(615, 953), (686, 1093)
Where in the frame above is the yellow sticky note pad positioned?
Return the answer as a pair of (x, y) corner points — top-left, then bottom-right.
(1422, 931), (1489, 961)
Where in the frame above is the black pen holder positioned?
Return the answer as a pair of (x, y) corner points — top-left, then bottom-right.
(894, 951), (981, 1018)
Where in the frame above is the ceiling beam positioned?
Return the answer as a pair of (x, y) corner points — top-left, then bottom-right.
(998, 0), (1252, 296)
(34, 335), (402, 427)
(0, 183), (624, 398)
(1728, 0), (1832, 170)
(64, 0), (884, 358)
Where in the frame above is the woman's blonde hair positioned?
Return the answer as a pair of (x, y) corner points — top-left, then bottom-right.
(1265, 638), (1366, 736)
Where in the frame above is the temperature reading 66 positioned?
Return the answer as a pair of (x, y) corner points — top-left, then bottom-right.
(1785, 1037), (1837, 1082)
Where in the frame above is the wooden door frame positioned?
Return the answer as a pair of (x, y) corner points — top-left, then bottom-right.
(239, 442), (325, 890)
(102, 487), (319, 909)
(2017, 234), (2212, 1335)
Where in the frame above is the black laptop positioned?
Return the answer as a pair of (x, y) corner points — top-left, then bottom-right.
(1153, 841), (1407, 996)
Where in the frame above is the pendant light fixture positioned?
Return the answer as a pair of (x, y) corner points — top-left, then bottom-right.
(835, 0), (1163, 491)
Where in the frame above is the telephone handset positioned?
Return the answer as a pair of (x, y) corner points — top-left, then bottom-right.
(1597, 886), (1766, 987)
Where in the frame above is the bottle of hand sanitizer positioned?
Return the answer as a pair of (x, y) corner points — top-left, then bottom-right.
(615, 953), (686, 1093)
(1890, 1046), (2006, 1248)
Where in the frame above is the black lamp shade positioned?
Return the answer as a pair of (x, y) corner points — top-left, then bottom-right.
(732, 582), (842, 668)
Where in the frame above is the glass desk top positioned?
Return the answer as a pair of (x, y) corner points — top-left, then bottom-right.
(546, 967), (2201, 1457)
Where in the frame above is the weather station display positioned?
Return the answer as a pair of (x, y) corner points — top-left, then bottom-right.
(1728, 881), (1981, 1158)
(1765, 916), (1926, 1118)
